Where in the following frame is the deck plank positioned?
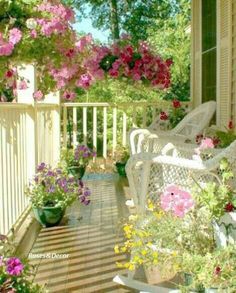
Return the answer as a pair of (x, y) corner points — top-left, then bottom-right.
(29, 174), (136, 293)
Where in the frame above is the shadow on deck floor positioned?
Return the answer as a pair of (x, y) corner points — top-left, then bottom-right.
(29, 174), (136, 293)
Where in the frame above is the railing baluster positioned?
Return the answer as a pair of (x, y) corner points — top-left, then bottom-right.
(63, 106), (67, 147)
(142, 106), (147, 127)
(122, 110), (127, 146)
(112, 107), (117, 157)
(152, 106), (157, 122)
(93, 107), (97, 162)
(83, 107), (87, 145)
(103, 107), (107, 160)
(132, 106), (137, 127)
(73, 107), (77, 147)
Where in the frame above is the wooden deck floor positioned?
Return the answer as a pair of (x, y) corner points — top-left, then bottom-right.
(29, 174), (136, 293)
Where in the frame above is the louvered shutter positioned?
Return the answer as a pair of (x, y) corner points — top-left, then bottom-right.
(217, 0), (232, 129)
(232, 1), (236, 126)
(191, 0), (201, 107)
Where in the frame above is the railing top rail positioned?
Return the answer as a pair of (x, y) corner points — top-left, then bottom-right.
(62, 100), (191, 108)
(0, 103), (32, 109)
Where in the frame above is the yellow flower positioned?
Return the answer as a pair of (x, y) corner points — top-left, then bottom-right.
(154, 211), (164, 220)
(147, 200), (155, 211)
(141, 249), (147, 256)
(114, 245), (120, 254)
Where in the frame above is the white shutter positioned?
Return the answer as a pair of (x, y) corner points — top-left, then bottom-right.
(217, 0), (232, 129)
(232, 1), (236, 126)
(191, 0), (201, 107)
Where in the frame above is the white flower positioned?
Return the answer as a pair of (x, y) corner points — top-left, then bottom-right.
(26, 18), (37, 29)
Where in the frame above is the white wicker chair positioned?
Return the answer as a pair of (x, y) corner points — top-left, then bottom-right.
(126, 138), (236, 214)
(129, 101), (216, 155)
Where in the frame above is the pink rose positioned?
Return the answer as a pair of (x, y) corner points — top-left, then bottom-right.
(33, 90), (44, 101)
(9, 28), (22, 45)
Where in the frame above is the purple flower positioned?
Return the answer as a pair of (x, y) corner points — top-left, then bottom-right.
(0, 234), (7, 241)
(47, 170), (55, 177)
(37, 162), (46, 171)
(57, 178), (67, 188)
(6, 257), (24, 276)
(84, 188), (91, 197)
(48, 185), (56, 193)
(84, 199), (90, 205)
(78, 180), (84, 188)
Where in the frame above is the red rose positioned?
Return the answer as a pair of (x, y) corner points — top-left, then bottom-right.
(214, 266), (221, 276)
(5, 70), (14, 78)
(225, 202), (234, 212)
(172, 99), (181, 108)
(228, 120), (234, 130)
(166, 59), (173, 67)
(160, 111), (168, 121)
(213, 137), (220, 146)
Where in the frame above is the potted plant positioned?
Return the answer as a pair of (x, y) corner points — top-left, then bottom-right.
(61, 145), (96, 179)
(26, 162), (91, 227)
(193, 158), (236, 247)
(114, 146), (130, 177)
(0, 235), (46, 292)
(115, 187), (215, 287)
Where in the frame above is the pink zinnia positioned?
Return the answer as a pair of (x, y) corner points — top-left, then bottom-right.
(6, 257), (24, 276)
(9, 28), (22, 45)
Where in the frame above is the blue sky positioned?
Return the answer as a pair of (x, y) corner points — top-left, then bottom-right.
(73, 12), (109, 43)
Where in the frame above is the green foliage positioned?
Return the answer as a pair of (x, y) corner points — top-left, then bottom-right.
(193, 159), (235, 220)
(114, 145), (130, 163)
(181, 246), (236, 290)
(216, 130), (236, 148)
(147, 0), (191, 101)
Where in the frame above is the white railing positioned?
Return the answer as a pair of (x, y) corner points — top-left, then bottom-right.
(62, 101), (191, 159)
(0, 102), (60, 236)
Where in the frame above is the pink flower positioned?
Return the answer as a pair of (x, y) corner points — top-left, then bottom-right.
(62, 90), (76, 101)
(76, 74), (92, 89)
(30, 29), (37, 39)
(18, 80), (28, 90)
(0, 42), (14, 56)
(9, 28), (22, 45)
(195, 137), (215, 154)
(161, 184), (194, 218)
(6, 257), (24, 276)
(109, 68), (119, 78)
(33, 90), (44, 101)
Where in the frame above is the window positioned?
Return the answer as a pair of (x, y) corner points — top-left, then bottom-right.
(201, 0), (217, 103)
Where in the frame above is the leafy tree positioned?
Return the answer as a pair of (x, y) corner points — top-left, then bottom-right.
(66, 0), (179, 42)
(148, 0), (191, 101)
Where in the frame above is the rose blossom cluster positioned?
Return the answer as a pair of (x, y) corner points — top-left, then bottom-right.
(0, 28), (22, 56)
(160, 184), (194, 218)
(85, 37), (172, 88)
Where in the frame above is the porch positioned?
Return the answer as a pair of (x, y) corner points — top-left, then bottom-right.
(29, 174), (134, 293)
